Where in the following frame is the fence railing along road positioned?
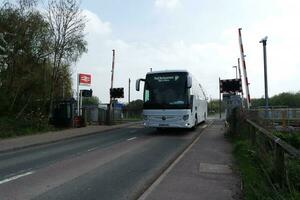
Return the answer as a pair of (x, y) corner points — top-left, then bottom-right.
(229, 109), (300, 197)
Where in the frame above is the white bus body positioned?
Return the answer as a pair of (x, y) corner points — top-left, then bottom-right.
(136, 70), (207, 129)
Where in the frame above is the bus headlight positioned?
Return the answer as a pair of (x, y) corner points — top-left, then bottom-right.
(183, 115), (189, 121)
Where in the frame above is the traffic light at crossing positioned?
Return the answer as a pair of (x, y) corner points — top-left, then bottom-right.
(219, 79), (242, 93)
(81, 89), (93, 97)
(110, 88), (124, 98)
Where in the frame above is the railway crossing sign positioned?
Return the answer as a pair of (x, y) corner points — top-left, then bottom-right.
(79, 73), (91, 86)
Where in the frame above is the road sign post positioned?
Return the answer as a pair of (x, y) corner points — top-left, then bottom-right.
(77, 73), (92, 116)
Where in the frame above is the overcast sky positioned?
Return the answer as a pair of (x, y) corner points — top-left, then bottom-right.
(72, 0), (300, 103)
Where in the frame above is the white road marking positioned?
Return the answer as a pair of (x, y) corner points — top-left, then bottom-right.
(127, 137), (137, 141)
(202, 124), (208, 129)
(87, 147), (97, 152)
(0, 171), (34, 185)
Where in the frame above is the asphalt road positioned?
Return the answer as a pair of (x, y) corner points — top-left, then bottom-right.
(0, 122), (208, 200)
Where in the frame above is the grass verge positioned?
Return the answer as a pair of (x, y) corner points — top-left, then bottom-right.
(231, 136), (300, 200)
(273, 131), (300, 149)
(232, 139), (277, 200)
(0, 116), (58, 139)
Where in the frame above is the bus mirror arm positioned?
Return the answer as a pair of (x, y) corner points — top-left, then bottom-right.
(187, 76), (192, 88)
(136, 79), (145, 91)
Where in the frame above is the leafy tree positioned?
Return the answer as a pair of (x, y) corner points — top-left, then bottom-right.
(270, 92), (300, 108)
(82, 96), (100, 107)
(124, 99), (143, 111)
(122, 99), (143, 119)
(0, 0), (87, 118)
(0, 1), (52, 117)
(251, 92), (300, 108)
(46, 0), (87, 114)
(0, 0), (88, 136)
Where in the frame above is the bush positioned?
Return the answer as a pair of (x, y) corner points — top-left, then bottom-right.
(0, 116), (56, 138)
(273, 132), (300, 149)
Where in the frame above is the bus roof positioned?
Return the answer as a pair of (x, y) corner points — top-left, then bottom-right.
(146, 70), (188, 75)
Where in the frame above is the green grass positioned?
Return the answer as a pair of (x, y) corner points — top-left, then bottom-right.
(0, 116), (58, 139)
(232, 139), (277, 200)
(231, 135), (300, 200)
(273, 131), (300, 149)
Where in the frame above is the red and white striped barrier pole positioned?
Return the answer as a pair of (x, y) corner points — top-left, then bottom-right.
(238, 58), (244, 107)
(238, 28), (251, 109)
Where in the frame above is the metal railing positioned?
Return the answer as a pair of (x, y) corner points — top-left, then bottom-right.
(251, 108), (300, 127)
(231, 110), (300, 197)
(227, 107), (300, 198)
(84, 108), (142, 125)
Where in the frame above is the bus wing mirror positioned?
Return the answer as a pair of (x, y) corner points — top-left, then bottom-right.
(136, 79), (145, 91)
(187, 77), (192, 88)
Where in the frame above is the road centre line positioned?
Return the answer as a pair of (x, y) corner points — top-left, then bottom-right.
(87, 147), (98, 152)
(0, 171), (35, 185)
(127, 137), (137, 141)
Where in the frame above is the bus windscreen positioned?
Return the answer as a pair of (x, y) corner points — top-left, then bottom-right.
(144, 72), (189, 109)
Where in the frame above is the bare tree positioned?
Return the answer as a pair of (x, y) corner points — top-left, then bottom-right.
(46, 0), (87, 115)
(18, 0), (38, 10)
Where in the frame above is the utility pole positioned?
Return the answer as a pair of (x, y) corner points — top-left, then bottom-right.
(232, 66), (238, 79)
(260, 36), (269, 117)
(219, 77), (221, 119)
(77, 74), (80, 116)
(80, 90), (83, 116)
(128, 78), (131, 103)
(110, 49), (115, 98)
(210, 96), (213, 113)
(108, 49), (115, 125)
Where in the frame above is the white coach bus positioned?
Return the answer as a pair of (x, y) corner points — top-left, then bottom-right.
(136, 70), (207, 129)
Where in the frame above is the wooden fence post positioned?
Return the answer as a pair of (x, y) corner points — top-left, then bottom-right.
(275, 143), (285, 187)
(281, 110), (287, 127)
(250, 126), (256, 146)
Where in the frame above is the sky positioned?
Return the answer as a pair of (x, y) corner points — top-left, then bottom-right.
(71, 0), (300, 103)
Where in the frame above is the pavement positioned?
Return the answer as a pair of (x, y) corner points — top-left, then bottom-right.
(0, 121), (140, 153)
(140, 119), (242, 200)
